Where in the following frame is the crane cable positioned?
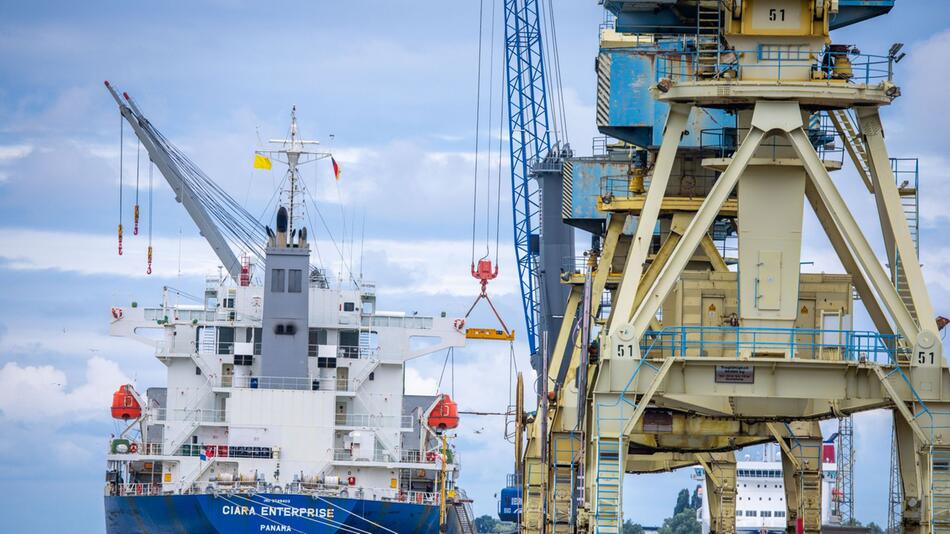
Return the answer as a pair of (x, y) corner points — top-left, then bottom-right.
(118, 112), (124, 256)
(134, 140), (141, 236)
(470, 0), (486, 266)
(147, 159), (153, 275)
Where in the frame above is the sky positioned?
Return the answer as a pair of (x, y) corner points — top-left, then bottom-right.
(0, 1), (949, 532)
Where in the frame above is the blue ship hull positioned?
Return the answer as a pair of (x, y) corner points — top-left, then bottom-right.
(105, 493), (449, 533)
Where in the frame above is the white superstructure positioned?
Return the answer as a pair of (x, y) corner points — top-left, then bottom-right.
(106, 275), (467, 502)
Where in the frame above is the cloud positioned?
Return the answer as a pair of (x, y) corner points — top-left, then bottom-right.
(0, 356), (130, 422)
(0, 144), (32, 160)
(0, 228), (218, 278)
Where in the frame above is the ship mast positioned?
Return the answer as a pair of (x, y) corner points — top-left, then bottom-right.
(257, 106), (332, 237)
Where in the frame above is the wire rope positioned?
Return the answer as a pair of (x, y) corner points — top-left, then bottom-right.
(470, 0), (486, 265)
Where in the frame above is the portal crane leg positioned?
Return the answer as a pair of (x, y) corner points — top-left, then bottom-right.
(696, 452), (737, 534)
(775, 422), (823, 534)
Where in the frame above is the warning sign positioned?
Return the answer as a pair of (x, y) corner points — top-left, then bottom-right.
(714, 365), (755, 384)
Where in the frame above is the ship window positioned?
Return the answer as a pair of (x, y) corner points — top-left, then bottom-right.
(288, 269), (302, 293)
(195, 366), (202, 375)
(271, 269), (286, 292)
(776, 511), (786, 517)
(253, 328), (263, 355)
(369, 372), (375, 381)
(234, 355), (253, 366)
(343, 302), (356, 312)
(223, 297), (235, 308)
(746, 511), (757, 517)
(309, 328), (328, 354)
(761, 511), (772, 517)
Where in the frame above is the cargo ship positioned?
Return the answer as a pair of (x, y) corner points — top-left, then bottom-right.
(102, 82), (477, 533)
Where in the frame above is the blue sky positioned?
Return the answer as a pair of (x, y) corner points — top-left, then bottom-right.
(0, 1), (949, 532)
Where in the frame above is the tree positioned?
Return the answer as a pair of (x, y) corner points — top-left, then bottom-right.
(867, 522), (885, 534)
(658, 508), (702, 534)
(690, 486), (703, 511)
(674, 488), (691, 515)
(624, 520), (645, 534)
(474, 515), (498, 533)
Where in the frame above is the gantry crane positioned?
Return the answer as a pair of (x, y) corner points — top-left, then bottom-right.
(511, 2), (950, 534)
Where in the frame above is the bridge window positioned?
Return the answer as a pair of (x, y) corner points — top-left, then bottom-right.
(271, 269), (285, 293)
(288, 269), (302, 293)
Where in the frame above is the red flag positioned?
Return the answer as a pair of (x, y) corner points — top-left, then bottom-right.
(331, 157), (341, 181)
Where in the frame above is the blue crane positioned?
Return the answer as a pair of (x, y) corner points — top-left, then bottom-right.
(503, 0), (552, 359)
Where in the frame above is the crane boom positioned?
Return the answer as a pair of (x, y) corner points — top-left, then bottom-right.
(503, 0), (553, 358)
(105, 81), (246, 283)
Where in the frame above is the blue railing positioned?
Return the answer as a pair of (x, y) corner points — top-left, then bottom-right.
(638, 326), (904, 364)
(699, 126), (845, 163)
(656, 48), (894, 85)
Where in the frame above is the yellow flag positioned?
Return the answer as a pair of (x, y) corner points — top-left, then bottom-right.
(253, 153), (272, 170)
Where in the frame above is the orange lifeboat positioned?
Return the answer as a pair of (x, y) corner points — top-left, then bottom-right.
(111, 385), (142, 420)
(427, 394), (459, 431)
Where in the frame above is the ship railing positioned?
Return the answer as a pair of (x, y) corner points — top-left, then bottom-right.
(361, 315), (435, 330)
(636, 326), (904, 363)
(227, 375), (341, 391)
(113, 482), (163, 496)
(154, 408), (227, 423)
(332, 447), (456, 466)
(115, 442), (276, 459)
(336, 345), (379, 359)
(142, 307), (259, 325)
(655, 46), (894, 85)
(334, 413), (415, 429)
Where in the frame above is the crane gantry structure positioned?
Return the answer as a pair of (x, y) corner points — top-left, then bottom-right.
(512, 2), (950, 534)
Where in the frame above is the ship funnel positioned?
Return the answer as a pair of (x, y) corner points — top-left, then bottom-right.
(276, 207), (288, 247)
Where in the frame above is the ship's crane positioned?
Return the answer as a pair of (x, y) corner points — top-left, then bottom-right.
(105, 81), (267, 283)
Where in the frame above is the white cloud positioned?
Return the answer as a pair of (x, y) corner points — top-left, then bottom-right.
(0, 144), (32, 161)
(0, 228), (218, 278)
(0, 356), (131, 422)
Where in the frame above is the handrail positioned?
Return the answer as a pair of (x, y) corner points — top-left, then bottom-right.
(656, 47), (895, 84)
(334, 413), (413, 428)
(638, 326), (903, 363)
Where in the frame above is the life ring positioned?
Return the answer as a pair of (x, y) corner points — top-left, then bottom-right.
(453, 319), (465, 332)
(398, 491), (407, 502)
(129, 442), (139, 454)
(425, 451), (436, 462)
(111, 307), (123, 320)
(347, 476), (356, 486)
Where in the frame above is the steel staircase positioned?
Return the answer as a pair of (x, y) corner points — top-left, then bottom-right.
(594, 436), (623, 533)
(931, 446), (950, 533)
(695, 0), (722, 77)
(891, 158), (920, 323)
(453, 497), (477, 534)
(829, 109), (874, 190)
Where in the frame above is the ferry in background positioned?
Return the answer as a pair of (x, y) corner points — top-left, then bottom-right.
(102, 82), (477, 533)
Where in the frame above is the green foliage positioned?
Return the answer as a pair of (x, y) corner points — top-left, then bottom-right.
(867, 521), (885, 534)
(658, 508), (702, 534)
(623, 519), (645, 534)
(690, 486), (702, 511)
(474, 515), (498, 533)
(674, 488), (691, 515)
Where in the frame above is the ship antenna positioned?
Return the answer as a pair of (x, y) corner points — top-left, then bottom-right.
(256, 106), (330, 237)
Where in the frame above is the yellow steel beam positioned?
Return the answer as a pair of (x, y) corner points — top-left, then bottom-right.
(465, 328), (515, 341)
(598, 196), (739, 216)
